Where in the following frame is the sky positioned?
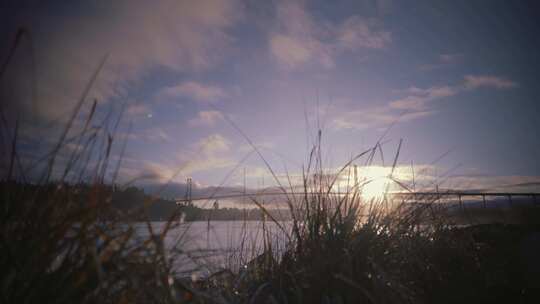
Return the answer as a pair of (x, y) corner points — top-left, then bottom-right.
(2, 0), (540, 197)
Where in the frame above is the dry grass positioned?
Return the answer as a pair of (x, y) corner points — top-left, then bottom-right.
(2, 27), (539, 304)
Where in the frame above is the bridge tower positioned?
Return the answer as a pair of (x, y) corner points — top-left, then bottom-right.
(185, 177), (192, 206)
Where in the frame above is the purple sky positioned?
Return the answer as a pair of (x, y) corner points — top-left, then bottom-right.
(2, 0), (540, 195)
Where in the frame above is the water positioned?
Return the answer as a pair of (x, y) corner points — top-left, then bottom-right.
(132, 221), (291, 279)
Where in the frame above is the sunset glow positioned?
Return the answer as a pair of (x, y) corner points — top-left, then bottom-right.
(2, 2), (540, 302)
(360, 176), (392, 201)
(2, 0), (539, 196)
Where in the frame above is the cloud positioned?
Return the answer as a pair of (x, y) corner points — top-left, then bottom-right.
(181, 157), (235, 177)
(128, 127), (171, 143)
(386, 75), (517, 112)
(135, 161), (178, 183)
(126, 103), (153, 119)
(119, 133), (236, 183)
(188, 110), (224, 127)
(464, 75), (518, 90)
(270, 34), (314, 68)
(268, 1), (333, 69)
(328, 164), (540, 193)
(443, 175), (540, 192)
(333, 74), (518, 130)
(337, 17), (392, 50)
(157, 81), (228, 103)
(333, 107), (435, 130)
(196, 134), (230, 155)
(389, 86), (458, 110)
(269, 1), (391, 69)
(5, 0), (243, 123)
(172, 134), (234, 178)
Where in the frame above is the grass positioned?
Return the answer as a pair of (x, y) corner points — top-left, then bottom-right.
(180, 129), (540, 303)
(1, 32), (193, 302)
(2, 27), (540, 303)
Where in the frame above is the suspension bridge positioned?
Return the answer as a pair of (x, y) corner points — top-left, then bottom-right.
(176, 191), (540, 209)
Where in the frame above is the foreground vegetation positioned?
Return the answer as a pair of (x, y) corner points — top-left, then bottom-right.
(2, 29), (539, 303)
(2, 139), (540, 303)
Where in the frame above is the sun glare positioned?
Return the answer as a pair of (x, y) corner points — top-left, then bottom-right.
(361, 176), (391, 201)
(335, 166), (401, 201)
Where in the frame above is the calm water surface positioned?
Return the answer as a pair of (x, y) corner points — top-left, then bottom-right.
(132, 221), (291, 278)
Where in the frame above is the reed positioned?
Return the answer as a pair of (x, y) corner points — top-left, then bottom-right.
(2, 27), (538, 304)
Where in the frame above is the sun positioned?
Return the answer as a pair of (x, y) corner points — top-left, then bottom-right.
(361, 176), (391, 201)
(335, 166), (401, 201)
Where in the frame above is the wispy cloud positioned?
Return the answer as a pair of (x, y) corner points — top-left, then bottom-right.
(196, 133), (230, 155)
(333, 74), (518, 130)
(6, 0), (243, 123)
(337, 16), (392, 50)
(181, 157), (235, 178)
(333, 107), (435, 130)
(269, 1), (391, 69)
(389, 86), (458, 110)
(126, 103), (153, 119)
(188, 110), (225, 127)
(156, 81), (228, 103)
(270, 34), (319, 68)
(443, 175), (540, 192)
(464, 75), (518, 90)
(119, 133), (236, 183)
(128, 127), (172, 143)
